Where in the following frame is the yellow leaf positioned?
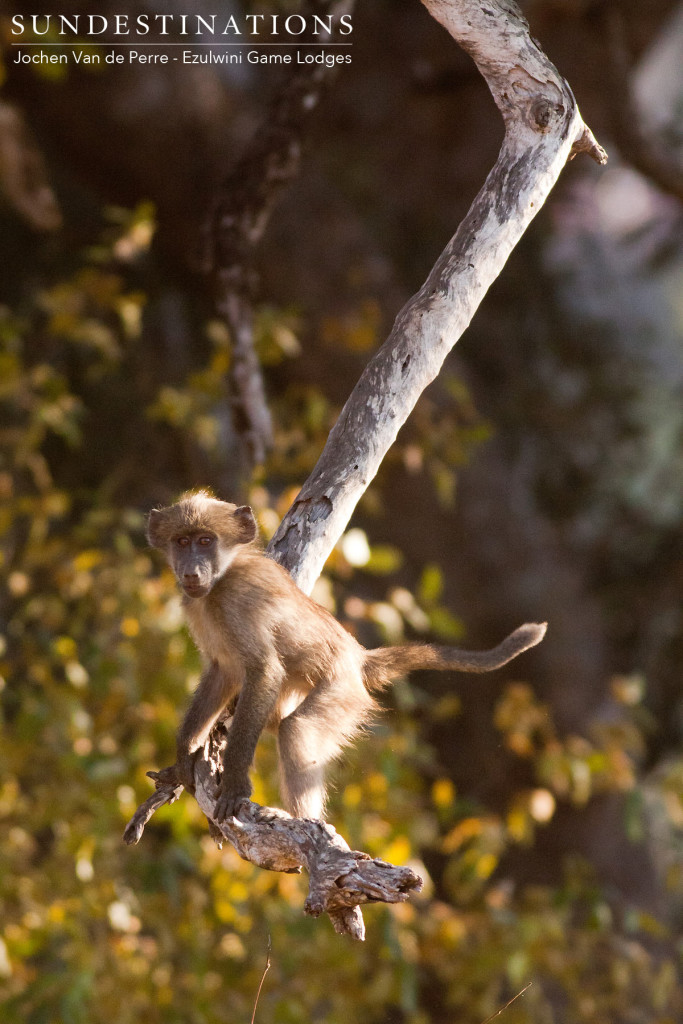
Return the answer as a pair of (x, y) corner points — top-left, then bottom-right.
(381, 835), (412, 865)
(343, 783), (362, 808)
(476, 852), (498, 879)
(53, 635), (77, 661)
(73, 549), (102, 572)
(368, 773), (388, 797)
(432, 778), (456, 808)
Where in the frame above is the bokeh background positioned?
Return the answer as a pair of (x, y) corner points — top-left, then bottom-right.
(1, 1), (682, 1021)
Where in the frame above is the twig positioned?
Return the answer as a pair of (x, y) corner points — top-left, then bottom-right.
(480, 982), (533, 1024)
(122, 767), (183, 846)
(250, 936), (272, 1024)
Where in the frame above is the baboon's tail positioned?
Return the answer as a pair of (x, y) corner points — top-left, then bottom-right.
(362, 622), (547, 692)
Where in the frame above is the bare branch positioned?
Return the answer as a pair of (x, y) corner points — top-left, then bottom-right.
(122, 767), (183, 846)
(124, 739), (422, 939)
(268, 0), (606, 592)
(209, 1), (354, 467)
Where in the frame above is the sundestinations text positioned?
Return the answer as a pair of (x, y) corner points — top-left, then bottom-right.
(11, 13), (353, 37)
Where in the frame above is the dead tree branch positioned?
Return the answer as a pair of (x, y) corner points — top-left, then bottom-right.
(124, 725), (422, 939)
(268, 0), (607, 593)
(127, 0), (605, 937)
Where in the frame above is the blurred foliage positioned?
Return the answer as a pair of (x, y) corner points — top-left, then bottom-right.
(0, 209), (681, 1024)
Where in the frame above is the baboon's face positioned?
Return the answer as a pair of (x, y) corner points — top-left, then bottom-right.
(147, 499), (257, 599)
(170, 531), (224, 598)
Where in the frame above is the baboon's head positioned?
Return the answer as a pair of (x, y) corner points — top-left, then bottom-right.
(147, 491), (257, 598)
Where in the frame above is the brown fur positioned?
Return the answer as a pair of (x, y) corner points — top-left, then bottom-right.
(147, 491), (546, 821)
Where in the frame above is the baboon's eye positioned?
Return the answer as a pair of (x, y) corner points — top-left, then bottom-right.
(176, 536), (190, 547)
(198, 535), (214, 547)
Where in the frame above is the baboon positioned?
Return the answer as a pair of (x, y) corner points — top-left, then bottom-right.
(147, 491), (546, 821)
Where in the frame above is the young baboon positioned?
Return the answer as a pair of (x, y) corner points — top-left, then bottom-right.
(147, 490), (546, 821)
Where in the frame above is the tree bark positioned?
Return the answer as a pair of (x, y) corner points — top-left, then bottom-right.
(124, 734), (422, 940)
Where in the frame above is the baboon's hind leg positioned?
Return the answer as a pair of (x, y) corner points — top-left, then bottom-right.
(277, 678), (374, 819)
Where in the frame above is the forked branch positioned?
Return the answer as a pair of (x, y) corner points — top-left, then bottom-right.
(124, 727), (422, 939)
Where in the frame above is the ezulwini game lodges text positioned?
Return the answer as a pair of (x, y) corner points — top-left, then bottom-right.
(13, 48), (352, 66)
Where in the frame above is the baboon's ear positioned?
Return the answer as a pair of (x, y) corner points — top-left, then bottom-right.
(146, 509), (169, 549)
(234, 505), (257, 543)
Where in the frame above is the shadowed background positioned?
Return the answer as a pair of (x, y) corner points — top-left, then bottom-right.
(1, 1), (682, 1021)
